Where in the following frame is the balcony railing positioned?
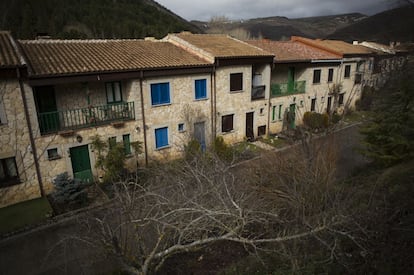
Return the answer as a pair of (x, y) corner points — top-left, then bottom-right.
(251, 85), (266, 100)
(38, 101), (135, 134)
(271, 80), (306, 97)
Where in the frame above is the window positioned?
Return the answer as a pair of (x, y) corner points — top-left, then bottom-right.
(338, 93), (345, 106)
(258, 126), (266, 136)
(230, 73), (243, 92)
(328, 68), (334, 82)
(0, 100), (7, 124)
(155, 127), (169, 149)
(195, 79), (207, 100)
(344, 65), (351, 78)
(106, 82), (122, 103)
(311, 98), (316, 112)
(108, 137), (117, 149)
(123, 134), (131, 155)
(313, 69), (321, 84)
(151, 82), (170, 106)
(178, 123), (185, 132)
(0, 157), (19, 187)
(47, 148), (60, 160)
(221, 114), (234, 132)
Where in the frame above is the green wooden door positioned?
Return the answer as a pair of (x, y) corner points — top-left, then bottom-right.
(34, 86), (60, 133)
(70, 145), (93, 183)
(287, 67), (295, 93)
(289, 104), (296, 129)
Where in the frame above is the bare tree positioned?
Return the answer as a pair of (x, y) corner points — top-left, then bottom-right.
(68, 137), (370, 274)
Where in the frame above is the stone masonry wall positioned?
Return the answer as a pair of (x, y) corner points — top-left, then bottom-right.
(215, 64), (271, 144)
(0, 80), (41, 207)
(141, 74), (212, 160)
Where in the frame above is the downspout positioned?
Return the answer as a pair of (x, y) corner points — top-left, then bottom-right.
(267, 63), (273, 137)
(16, 68), (44, 197)
(139, 71), (148, 166)
(211, 66), (217, 140)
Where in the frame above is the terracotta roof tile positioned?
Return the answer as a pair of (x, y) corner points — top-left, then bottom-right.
(291, 36), (374, 56)
(246, 40), (341, 62)
(19, 39), (212, 77)
(0, 31), (22, 68)
(172, 33), (273, 58)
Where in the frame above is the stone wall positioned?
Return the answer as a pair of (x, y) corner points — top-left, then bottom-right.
(0, 80), (41, 207)
(27, 79), (145, 192)
(215, 64), (271, 144)
(141, 74), (212, 159)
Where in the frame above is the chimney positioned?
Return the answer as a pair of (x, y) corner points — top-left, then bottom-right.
(144, 37), (157, 41)
(353, 41), (359, 45)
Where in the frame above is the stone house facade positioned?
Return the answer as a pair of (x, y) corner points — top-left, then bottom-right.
(1, 31), (404, 207)
(0, 31), (42, 207)
(165, 33), (273, 143)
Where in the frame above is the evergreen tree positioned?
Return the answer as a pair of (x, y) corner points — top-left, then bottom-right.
(361, 79), (414, 166)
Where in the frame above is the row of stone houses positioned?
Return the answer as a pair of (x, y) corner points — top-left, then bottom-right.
(0, 31), (407, 207)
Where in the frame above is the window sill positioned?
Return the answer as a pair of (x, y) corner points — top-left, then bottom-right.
(0, 179), (22, 188)
(271, 120), (282, 123)
(152, 103), (172, 108)
(155, 145), (171, 151)
(230, 90), (244, 94)
(312, 82), (321, 85)
(194, 98), (208, 101)
(48, 156), (62, 161)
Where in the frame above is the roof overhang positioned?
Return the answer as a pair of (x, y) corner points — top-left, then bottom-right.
(27, 65), (213, 86)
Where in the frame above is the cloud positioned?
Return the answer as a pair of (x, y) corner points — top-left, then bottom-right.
(156, 0), (390, 21)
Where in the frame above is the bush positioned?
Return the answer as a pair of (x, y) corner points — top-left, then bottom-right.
(303, 112), (329, 131)
(185, 139), (202, 160)
(52, 172), (88, 209)
(212, 136), (233, 161)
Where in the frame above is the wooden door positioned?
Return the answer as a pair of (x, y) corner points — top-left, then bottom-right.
(246, 112), (254, 141)
(70, 145), (93, 183)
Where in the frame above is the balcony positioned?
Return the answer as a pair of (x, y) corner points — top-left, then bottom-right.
(251, 85), (266, 100)
(38, 102), (135, 134)
(271, 80), (306, 97)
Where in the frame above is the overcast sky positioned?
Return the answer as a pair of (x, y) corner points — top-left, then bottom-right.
(156, 0), (391, 21)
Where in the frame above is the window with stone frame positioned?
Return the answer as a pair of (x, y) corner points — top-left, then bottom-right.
(313, 69), (321, 84)
(0, 157), (19, 187)
(230, 73), (243, 92)
(221, 114), (234, 132)
(106, 82), (123, 103)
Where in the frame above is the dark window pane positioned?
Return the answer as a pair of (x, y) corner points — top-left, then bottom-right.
(230, 73), (243, 91)
(222, 114), (234, 132)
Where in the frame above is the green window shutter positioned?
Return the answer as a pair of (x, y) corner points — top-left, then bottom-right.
(123, 134), (131, 155)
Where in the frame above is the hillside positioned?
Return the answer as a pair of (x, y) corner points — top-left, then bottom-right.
(328, 4), (414, 43)
(192, 13), (366, 40)
(0, 0), (201, 39)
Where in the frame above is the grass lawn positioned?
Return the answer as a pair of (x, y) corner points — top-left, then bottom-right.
(0, 197), (52, 235)
(260, 136), (287, 148)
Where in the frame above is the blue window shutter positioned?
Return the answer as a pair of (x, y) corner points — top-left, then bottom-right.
(195, 79), (207, 99)
(151, 83), (160, 105)
(151, 83), (170, 105)
(155, 127), (168, 148)
(160, 83), (170, 104)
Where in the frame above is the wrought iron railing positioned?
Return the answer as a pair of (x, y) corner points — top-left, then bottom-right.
(271, 80), (306, 97)
(38, 102), (135, 134)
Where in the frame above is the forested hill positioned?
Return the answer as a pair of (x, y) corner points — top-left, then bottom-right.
(0, 0), (201, 39)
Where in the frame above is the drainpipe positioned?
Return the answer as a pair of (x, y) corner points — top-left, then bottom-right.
(267, 63), (273, 137)
(16, 68), (44, 197)
(139, 71), (148, 166)
(211, 66), (216, 140)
